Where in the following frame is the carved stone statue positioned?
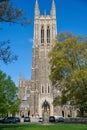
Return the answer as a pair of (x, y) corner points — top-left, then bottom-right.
(42, 100), (50, 112)
(42, 100), (49, 123)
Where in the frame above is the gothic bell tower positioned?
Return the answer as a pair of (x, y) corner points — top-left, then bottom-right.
(34, 0), (57, 46)
(31, 0), (57, 116)
(18, 0), (77, 118)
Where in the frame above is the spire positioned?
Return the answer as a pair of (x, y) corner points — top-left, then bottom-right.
(50, 0), (56, 19)
(52, 0), (55, 8)
(53, 0), (55, 4)
(44, 10), (46, 16)
(35, 0), (39, 7)
(35, 0), (40, 19)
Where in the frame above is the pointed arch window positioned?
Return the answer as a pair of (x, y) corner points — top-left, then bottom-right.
(41, 26), (44, 43)
(42, 85), (44, 93)
(26, 86), (30, 95)
(48, 85), (50, 93)
(41, 84), (44, 93)
(47, 26), (50, 43)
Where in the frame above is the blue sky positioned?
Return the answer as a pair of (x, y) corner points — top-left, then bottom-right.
(0, 0), (87, 86)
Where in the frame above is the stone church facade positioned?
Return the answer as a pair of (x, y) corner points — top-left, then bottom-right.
(18, 0), (77, 118)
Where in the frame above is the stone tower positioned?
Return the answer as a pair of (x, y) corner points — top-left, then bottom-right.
(31, 0), (57, 116)
(18, 0), (77, 118)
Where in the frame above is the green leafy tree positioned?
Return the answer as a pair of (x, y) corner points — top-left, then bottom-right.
(49, 32), (87, 117)
(9, 99), (21, 116)
(0, 70), (21, 116)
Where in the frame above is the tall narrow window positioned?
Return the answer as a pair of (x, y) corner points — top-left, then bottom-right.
(41, 26), (44, 43)
(48, 85), (50, 93)
(41, 85), (44, 93)
(26, 87), (30, 97)
(42, 86), (44, 93)
(47, 26), (50, 43)
(27, 89), (30, 94)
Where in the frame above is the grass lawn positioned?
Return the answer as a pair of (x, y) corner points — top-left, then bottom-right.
(0, 123), (87, 130)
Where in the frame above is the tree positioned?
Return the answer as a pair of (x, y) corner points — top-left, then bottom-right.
(9, 99), (21, 116)
(0, 0), (31, 64)
(49, 32), (87, 117)
(0, 70), (21, 116)
(0, 0), (31, 26)
(0, 40), (18, 64)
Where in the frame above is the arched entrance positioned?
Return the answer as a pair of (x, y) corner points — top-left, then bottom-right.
(42, 100), (50, 116)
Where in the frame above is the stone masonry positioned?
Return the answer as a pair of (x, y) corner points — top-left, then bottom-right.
(18, 0), (77, 118)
